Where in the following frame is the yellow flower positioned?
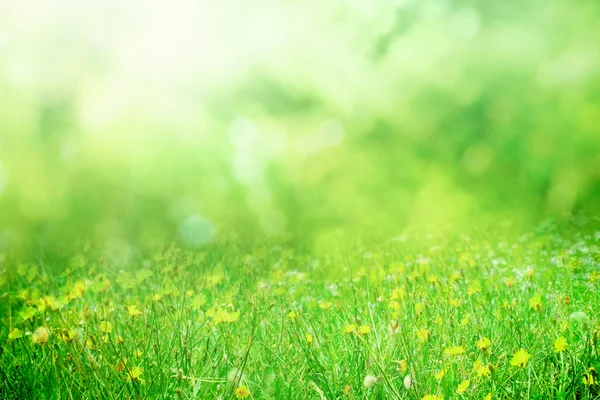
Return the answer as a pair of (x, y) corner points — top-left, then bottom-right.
(467, 280), (481, 295)
(306, 334), (313, 344)
(100, 321), (113, 334)
(287, 310), (297, 321)
(415, 303), (425, 317)
(319, 301), (333, 310)
(476, 337), (491, 351)
(358, 325), (371, 335)
(526, 268), (535, 279)
(510, 349), (530, 368)
(444, 346), (465, 356)
(460, 315), (470, 327)
(434, 368), (446, 380)
(456, 379), (470, 394)
(417, 328), (430, 342)
(32, 327), (50, 345)
(60, 329), (78, 342)
(473, 359), (491, 377)
(127, 305), (142, 317)
(234, 385), (251, 399)
(504, 277), (515, 287)
(127, 367), (143, 382)
(554, 336), (567, 353)
(484, 393), (492, 400)
(394, 359), (408, 373)
(191, 293), (206, 310)
(344, 324), (358, 334)
(583, 369), (596, 386)
(421, 395), (443, 400)
(8, 328), (23, 340)
(529, 294), (542, 312)
(116, 360), (126, 372)
(208, 308), (240, 324)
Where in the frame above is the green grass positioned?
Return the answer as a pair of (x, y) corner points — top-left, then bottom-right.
(1, 218), (599, 399)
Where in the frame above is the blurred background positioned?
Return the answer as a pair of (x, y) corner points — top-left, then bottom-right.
(0, 0), (599, 255)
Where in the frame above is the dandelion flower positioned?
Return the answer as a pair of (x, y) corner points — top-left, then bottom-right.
(394, 359), (408, 373)
(32, 327), (50, 345)
(529, 294), (542, 312)
(434, 368), (446, 380)
(554, 336), (567, 353)
(127, 305), (142, 317)
(306, 334), (313, 344)
(417, 328), (430, 342)
(460, 315), (470, 327)
(473, 359), (491, 377)
(234, 385), (251, 399)
(476, 337), (491, 351)
(456, 379), (470, 394)
(287, 310), (297, 321)
(358, 325), (371, 335)
(319, 301), (333, 310)
(510, 349), (530, 368)
(444, 346), (465, 356)
(363, 375), (378, 388)
(344, 324), (358, 334)
(99, 321), (113, 334)
(127, 367), (143, 382)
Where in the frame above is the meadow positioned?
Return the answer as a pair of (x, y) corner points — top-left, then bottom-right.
(1, 218), (599, 399)
(1, 0), (600, 398)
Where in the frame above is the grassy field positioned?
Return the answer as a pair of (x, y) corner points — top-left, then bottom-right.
(1, 218), (599, 399)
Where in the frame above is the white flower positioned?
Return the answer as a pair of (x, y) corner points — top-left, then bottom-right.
(363, 375), (378, 388)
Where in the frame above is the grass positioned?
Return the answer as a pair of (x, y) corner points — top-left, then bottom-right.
(0, 218), (599, 399)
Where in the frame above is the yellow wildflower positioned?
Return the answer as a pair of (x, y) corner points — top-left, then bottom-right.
(529, 294), (542, 312)
(127, 367), (143, 382)
(554, 336), (567, 353)
(306, 334), (313, 344)
(456, 379), (470, 394)
(510, 349), (530, 368)
(473, 359), (491, 377)
(444, 346), (465, 356)
(417, 328), (430, 342)
(127, 305), (142, 317)
(421, 395), (443, 400)
(394, 359), (408, 373)
(100, 321), (113, 334)
(234, 385), (251, 399)
(287, 310), (297, 321)
(476, 337), (491, 351)
(358, 325), (371, 335)
(434, 368), (446, 380)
